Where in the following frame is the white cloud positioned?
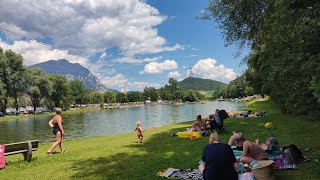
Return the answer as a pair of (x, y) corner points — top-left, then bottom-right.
(99, 74), (160, 92)
(113, 56), (162, 64)
(0, 39), (113, 83)
(0, 40), (89, 66)
(0, 0), (182, 57)
(127, 81), (161, 91)
(191, 58), (237, 82)
(168, 71), (181, 79)
(98, 52), (107, 62)
(140, 60), (178, 74)
(100, 74), (128, 89)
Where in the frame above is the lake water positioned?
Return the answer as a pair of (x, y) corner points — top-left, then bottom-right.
(0, 101), (245, 144)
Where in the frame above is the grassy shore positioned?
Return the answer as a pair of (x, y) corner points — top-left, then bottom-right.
(1, 100), (320, 179)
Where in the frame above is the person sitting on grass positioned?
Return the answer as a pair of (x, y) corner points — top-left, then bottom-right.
(192, 115), (206, 136)
(256, 137), (282, 156)
(228, 131), (266, 164)
(199, 132), (238, 180)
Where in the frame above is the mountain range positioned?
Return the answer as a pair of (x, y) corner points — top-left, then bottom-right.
(30, 59), (107, 92)
(30, 59), (227, 92)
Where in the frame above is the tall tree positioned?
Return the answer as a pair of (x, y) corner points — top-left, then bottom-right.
(127, 92), (144, 102)
(103, 90), (117, 104)
(184, 90), (198, 102)
(89, 92), (104, 105)
(143, 87), (159, 102)
(1, 50), (26, 111)
(69, 80), (85, 104)
(0, 47), (7, 113)
(25, 68), (52, 113)
(205, 0), (320, 118)
(116, 92), (128, 103)
(47, 74), (72, 109)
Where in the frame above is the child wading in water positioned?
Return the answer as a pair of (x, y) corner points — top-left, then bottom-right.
(134, 121), (144, 143)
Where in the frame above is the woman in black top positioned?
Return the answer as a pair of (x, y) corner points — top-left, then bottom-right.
(199, 132), (238, 180)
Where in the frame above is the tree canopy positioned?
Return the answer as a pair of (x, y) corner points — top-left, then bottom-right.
(205, 0), (320, 119)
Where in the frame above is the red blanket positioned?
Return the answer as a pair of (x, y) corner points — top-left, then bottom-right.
(0, 144), (5, 169)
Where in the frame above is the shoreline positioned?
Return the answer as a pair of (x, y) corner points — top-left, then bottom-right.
(0, 100), (214, 121)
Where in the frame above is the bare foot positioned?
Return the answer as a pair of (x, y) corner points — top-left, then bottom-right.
(232, 131), (237, 135)
(255, 137), (260, 144)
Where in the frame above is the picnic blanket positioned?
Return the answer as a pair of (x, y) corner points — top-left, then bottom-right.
(0, 144), (5, 169)
(268, 154), (297, 169)
(157, 168), (254, 180)
(157, 168), (203, 180)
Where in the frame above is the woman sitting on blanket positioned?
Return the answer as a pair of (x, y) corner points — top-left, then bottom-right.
(191, 115), (206, 135)
(199, 132), (238, 180)
(228, 131), (267, 164)
(256, 137), (282, 156)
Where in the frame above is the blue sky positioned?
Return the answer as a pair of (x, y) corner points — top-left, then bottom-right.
(0, 0), (248, 91)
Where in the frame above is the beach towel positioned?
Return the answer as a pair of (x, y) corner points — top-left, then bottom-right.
(158, 168), (254, 180)
(238, 172), (255, 180)
(268, 154), (297, 169)
(0, 144), (5, 170)
(158, 168), (203, 180)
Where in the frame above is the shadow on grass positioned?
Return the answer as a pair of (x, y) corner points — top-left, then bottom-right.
(70, 125), (209, 179)
(69, 100), (320, 179)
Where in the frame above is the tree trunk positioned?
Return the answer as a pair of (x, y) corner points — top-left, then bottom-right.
(15, 96), (19, 112)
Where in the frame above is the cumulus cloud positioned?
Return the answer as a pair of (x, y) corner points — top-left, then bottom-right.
(100, 74), (128, 89)
(168, 71), (181, 79)
(113, 56), (162, 64)
(140, 60), (178, 74)
(0, 0), (182, 56)
(99, 74), (160, 92)
(0, 40), (89, 66)
(127, 81), (161, 91)
(190, 58), (237, 82)
(0, 39), (112, 82)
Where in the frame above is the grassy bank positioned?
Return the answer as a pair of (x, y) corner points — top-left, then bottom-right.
(1, 100), (320, 179)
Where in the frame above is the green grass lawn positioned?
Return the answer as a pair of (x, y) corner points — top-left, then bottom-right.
(1, 100), (320, 179)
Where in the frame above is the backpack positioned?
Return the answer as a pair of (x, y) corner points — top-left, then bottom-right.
(218, 110), (229, 120)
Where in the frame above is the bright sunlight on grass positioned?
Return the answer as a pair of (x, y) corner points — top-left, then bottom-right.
(1, 100), (319, 179)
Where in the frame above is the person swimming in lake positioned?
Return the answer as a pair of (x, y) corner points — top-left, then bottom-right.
(47, 107), (65, 155)
(134, 120), (143, 143)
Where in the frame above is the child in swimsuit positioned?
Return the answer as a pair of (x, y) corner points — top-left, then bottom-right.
(134, 121), (143, 143)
